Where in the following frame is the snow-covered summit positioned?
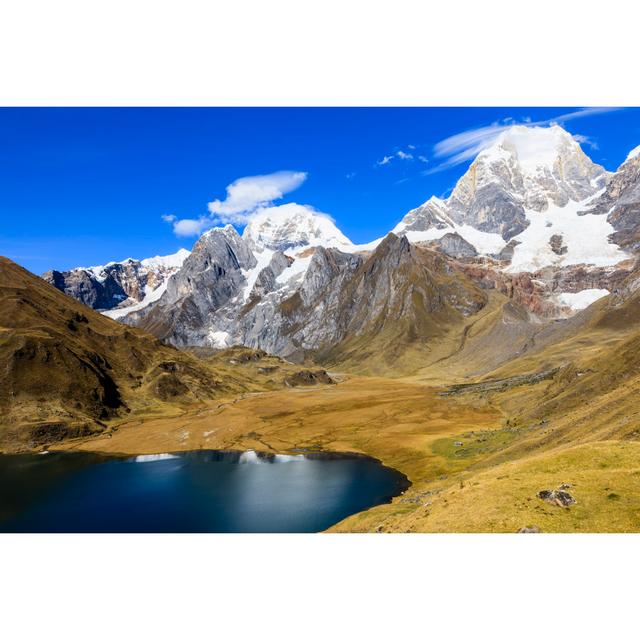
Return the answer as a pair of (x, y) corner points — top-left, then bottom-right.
(140, 248), (191, 270)
(477, 125), (581, 175)
(455, 124), (608, 212)
(242, 203), (354, 253)
(390, 124), (619, 268)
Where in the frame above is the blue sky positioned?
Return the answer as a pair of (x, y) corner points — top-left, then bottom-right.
(1, 107), (639, 274)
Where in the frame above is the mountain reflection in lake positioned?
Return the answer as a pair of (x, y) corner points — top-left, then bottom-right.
(0, 450), (409, 533)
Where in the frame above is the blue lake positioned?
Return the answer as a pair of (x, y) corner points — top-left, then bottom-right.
(0, 450), (409, 533)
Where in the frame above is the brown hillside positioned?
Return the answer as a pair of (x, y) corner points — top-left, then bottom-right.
(0, 257), (232, 450)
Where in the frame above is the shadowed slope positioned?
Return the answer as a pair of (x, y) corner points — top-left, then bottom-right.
(0, 257), (232, 449)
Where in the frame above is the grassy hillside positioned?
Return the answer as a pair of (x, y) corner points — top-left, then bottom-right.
(0, 258), (333, 451)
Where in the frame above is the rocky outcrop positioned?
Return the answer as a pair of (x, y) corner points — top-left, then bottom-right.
(283, 369), (334, 387)
(433, 232), (478, 258)
(548, 234), (568, 255)
(458, 261), (630, 318)
(537, 488), (576, 507)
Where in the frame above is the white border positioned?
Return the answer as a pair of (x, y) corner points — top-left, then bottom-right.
(0, 1), (638, 106)
(2, 534), (639, 639)
(1, 2), (639, 638)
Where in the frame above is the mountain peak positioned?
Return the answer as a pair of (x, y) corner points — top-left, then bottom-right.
(242, 203), (354, 253)
(478, 124), (578, 175)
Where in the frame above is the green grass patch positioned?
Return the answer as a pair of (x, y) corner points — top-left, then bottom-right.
(431, 428), (520, 460)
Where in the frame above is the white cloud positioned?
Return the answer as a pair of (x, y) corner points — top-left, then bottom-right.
(173, 218), (213, 237)
(207, 171), (307, 222)
(168, 170), (308, 237)
(572, 133), (599, 150)
(426, 107), (623, 174)
(396, 150), (413, 160)
(418, 155), (428, 163)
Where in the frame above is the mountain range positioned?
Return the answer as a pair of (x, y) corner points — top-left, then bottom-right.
(4, 121), (640, 531)
(43, 124), (640, 371)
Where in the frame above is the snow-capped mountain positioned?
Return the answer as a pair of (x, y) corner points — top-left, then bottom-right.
(242, 203), (355, 252)
(43, 248), (190, 316)
(393, 125), (626, 273)
(45, 124), (640, 360)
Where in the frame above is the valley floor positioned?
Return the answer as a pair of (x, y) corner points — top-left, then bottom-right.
(53, 374), (640, 533)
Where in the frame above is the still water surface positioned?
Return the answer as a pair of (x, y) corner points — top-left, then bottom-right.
(0, 450), (408, 532)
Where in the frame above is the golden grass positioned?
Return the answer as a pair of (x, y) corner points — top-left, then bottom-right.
(9, 253), (640, 532)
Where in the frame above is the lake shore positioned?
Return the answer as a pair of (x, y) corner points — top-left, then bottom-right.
(47, 374), (640, 533)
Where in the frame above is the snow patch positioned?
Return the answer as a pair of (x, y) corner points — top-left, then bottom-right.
(505, 198), (628, 273)
(276, 254), (313, 285)
(102, 278), (170, 319)
(208, 330), (231, 348)
(243, 203), (355, 252)
(556, 288), (610, 311)
(626, 144), (640, 162)
(349, 237), (384, 252)
(398, 223), (505, 255)
(240, 249), (275, 302)
(479, 125), (574, 176)
(140, 248), (190, 269)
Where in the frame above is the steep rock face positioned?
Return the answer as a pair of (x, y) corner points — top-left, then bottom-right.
(127, 230), (487, 365)
(230, 234), (486, 362)
(235, 246), (365, 357)
(43, 249), (190, 313)
(583, 151), (640, 252)
(44, 268), (127, 309)
(132, 225), (257, 345)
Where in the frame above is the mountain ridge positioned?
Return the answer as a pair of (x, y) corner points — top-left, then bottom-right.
(41, 124), (640, 367)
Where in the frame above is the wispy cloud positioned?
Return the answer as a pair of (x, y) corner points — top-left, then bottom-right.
(571, 133), (599, 150)
(376, 155), (394, 166)
(165, 171), (309, 237)
(375, 147), (425, 167)
(425, 107), (622, 174)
